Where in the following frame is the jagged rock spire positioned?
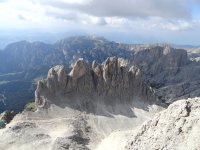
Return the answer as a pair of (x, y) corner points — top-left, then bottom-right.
(35, 57), (157, 108)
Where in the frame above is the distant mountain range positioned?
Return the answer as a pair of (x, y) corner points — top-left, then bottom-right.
(0, 36), (200, 113)
(0, 36), (134, 112)
(0, 36), (134, 74)
(1, 36), (200, 74)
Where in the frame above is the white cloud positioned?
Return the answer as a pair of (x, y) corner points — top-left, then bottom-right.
(0, 0), (199, 29)
(161, 21), (193, 31)
(32, 0), (193, 19)
(57, 0), (92, 5)
(21, 0), (199, 32)
(0, 0), (200, 44)
(104, 17), (194, 32)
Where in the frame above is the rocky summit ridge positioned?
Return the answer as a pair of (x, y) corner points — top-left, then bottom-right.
(35, 57), (158, 112)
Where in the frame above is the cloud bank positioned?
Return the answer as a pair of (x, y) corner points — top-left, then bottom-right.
(0, 0), (200, 44)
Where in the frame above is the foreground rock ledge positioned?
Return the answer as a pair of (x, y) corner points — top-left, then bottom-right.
(125, 97), (200, 150)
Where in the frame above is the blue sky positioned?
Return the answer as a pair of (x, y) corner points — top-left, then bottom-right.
(0, 0), (200, 45)
(192, 5), (200, 19)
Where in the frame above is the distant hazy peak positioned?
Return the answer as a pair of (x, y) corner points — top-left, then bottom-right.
(56, 35), (108, 44)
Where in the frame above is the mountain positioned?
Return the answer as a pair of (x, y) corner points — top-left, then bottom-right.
(0, 37), (199, 75)
(0, 41), (55, 73)
(172, 44), (200, 61)
(131, 46), (200, 103)
(0, 56), (199, 150)
(0, 57), (164, 150)
(0, 35), (200, 150)
(35, 57), (160, 114)
(0, 36), (134, 74)
(0, 36), (134, 113)
(0, 36), (200, 113)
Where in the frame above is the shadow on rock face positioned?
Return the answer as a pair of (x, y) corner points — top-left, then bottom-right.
(35, 57), (164, 118)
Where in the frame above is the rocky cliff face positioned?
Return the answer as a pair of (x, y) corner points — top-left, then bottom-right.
(125, 98), (200, 150)
(133, 46), (188, 86)
(132, 46), (200, 103)
(35, 57), (157, 111)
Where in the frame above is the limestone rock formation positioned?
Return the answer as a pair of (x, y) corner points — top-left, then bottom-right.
(133, 46), (188, 86)
(132, 46), (200, 103)
(17, 47), (200, 113)
(35, 57), (158, 111)
(125, 97), (200, 150)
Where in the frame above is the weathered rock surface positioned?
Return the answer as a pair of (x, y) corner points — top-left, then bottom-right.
(125, 97), (200, 150)
(0, 100), (162, 150)
(35, 57), (158, 111)
(132, 46), (200, 103)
